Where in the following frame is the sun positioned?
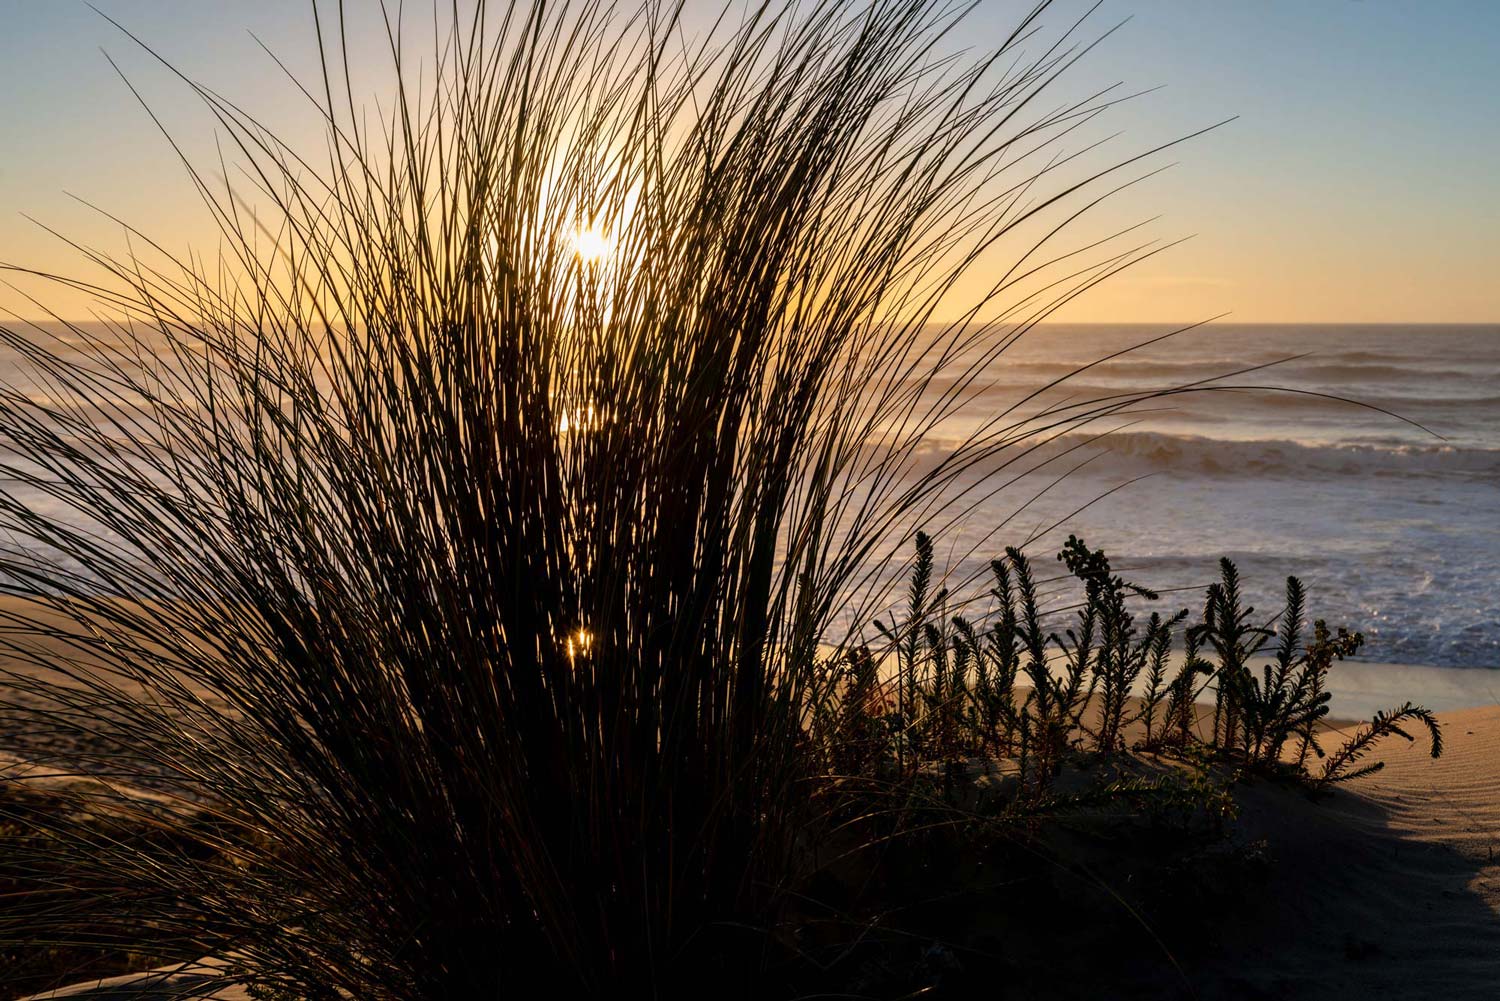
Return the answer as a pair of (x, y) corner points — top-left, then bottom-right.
(565, 627), (593, 663)
(570, 225), (615, 264)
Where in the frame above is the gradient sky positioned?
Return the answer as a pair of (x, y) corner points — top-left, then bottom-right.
(1, 0), (1496, 323)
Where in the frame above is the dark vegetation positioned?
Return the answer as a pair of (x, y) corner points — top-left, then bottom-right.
(0, 531), (1441, 999)
(0, 783), (198, 998)
(826, 532), (1441, 801)
(793, 535), (1442, 996)
(0, 1), (1440, 998)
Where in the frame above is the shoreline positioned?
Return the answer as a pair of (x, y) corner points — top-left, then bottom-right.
(1321, 658), (1500, 719)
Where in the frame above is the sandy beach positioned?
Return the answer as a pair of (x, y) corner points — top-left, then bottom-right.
(5, 594), (1499, 999)
(12, 710), (1500, 998)
(1184, 703), (1500, 998)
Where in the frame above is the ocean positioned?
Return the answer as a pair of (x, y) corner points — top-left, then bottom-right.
(2, 321), (1496, 714)
(896, 323), (1499, 706)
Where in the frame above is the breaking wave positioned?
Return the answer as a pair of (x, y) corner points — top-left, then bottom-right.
(1054, 430), (1500, 480)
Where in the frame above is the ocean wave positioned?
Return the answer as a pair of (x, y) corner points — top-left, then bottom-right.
(952, 378), (1500, 415)
(1048, 430), (1500, 480)
(1288, 361), (1500, 383)
(983, 356), (1500, 385)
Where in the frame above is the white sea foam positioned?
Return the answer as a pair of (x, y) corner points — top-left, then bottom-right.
(897, 324), (1500, 672)
(3, 322), (1498, 674)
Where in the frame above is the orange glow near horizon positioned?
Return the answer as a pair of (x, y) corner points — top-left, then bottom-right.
(2, 5), (1497, 327)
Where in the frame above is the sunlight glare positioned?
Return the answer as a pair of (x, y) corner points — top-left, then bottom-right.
(570, 225), (615, 264)
(557, 403), (600, 436)
(565, 627), (593, 664)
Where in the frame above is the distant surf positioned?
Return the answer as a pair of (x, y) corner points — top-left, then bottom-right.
(4, 322), (1497, 672)
(896, 323), (1500, 671)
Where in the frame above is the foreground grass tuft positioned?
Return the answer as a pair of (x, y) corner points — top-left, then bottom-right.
(0, 1), (1218, 995)
(0, 1), (1435, 998)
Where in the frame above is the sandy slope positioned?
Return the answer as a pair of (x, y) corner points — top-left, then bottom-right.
(4, 590), (1497, 998)
(17, 963), (248, 1001)
(1169, 705), (1500, 999)
(14, 717), (1499, 1000)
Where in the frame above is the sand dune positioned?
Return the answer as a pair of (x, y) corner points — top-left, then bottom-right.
(18, 963), (247, 1001)
(15, 713), (1499, 999)
(5, 598), (1498, 998)
(1167, 705), (1500, 999)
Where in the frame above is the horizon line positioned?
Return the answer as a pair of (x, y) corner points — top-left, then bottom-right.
(7, 317), (1498, 329)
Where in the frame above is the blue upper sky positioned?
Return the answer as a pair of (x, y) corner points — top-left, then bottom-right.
(1, 0), (1496, 322)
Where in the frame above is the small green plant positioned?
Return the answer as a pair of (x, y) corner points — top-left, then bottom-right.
(824, 645), (888, 782)
(864, 534), (1442, 799)
(1186, 560), (1441, 778)
(1137, 607), (1185, 746)
(973, 559), (1024, 754)
(1316, 702), (1444, 786)
(1056, 535), (1185, 755)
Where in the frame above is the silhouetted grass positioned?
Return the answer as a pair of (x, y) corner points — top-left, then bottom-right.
(0, 1), (1438, 998)
(0, 1), (1237, 996)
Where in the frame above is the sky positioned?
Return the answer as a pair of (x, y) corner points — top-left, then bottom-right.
(0, 0), (1496, 324)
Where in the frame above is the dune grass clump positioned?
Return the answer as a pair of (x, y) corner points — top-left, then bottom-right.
(0, 0), (1243, 996)
(0, 783), (194, 998)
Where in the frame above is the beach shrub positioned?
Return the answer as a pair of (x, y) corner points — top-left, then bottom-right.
(1316, 702), (1445, 786)
(0, 1), (1218, 997)
(853, 534), (1442, 797)
(1188, 560), (1442, 779)
(1055, 535), (1184, 755)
